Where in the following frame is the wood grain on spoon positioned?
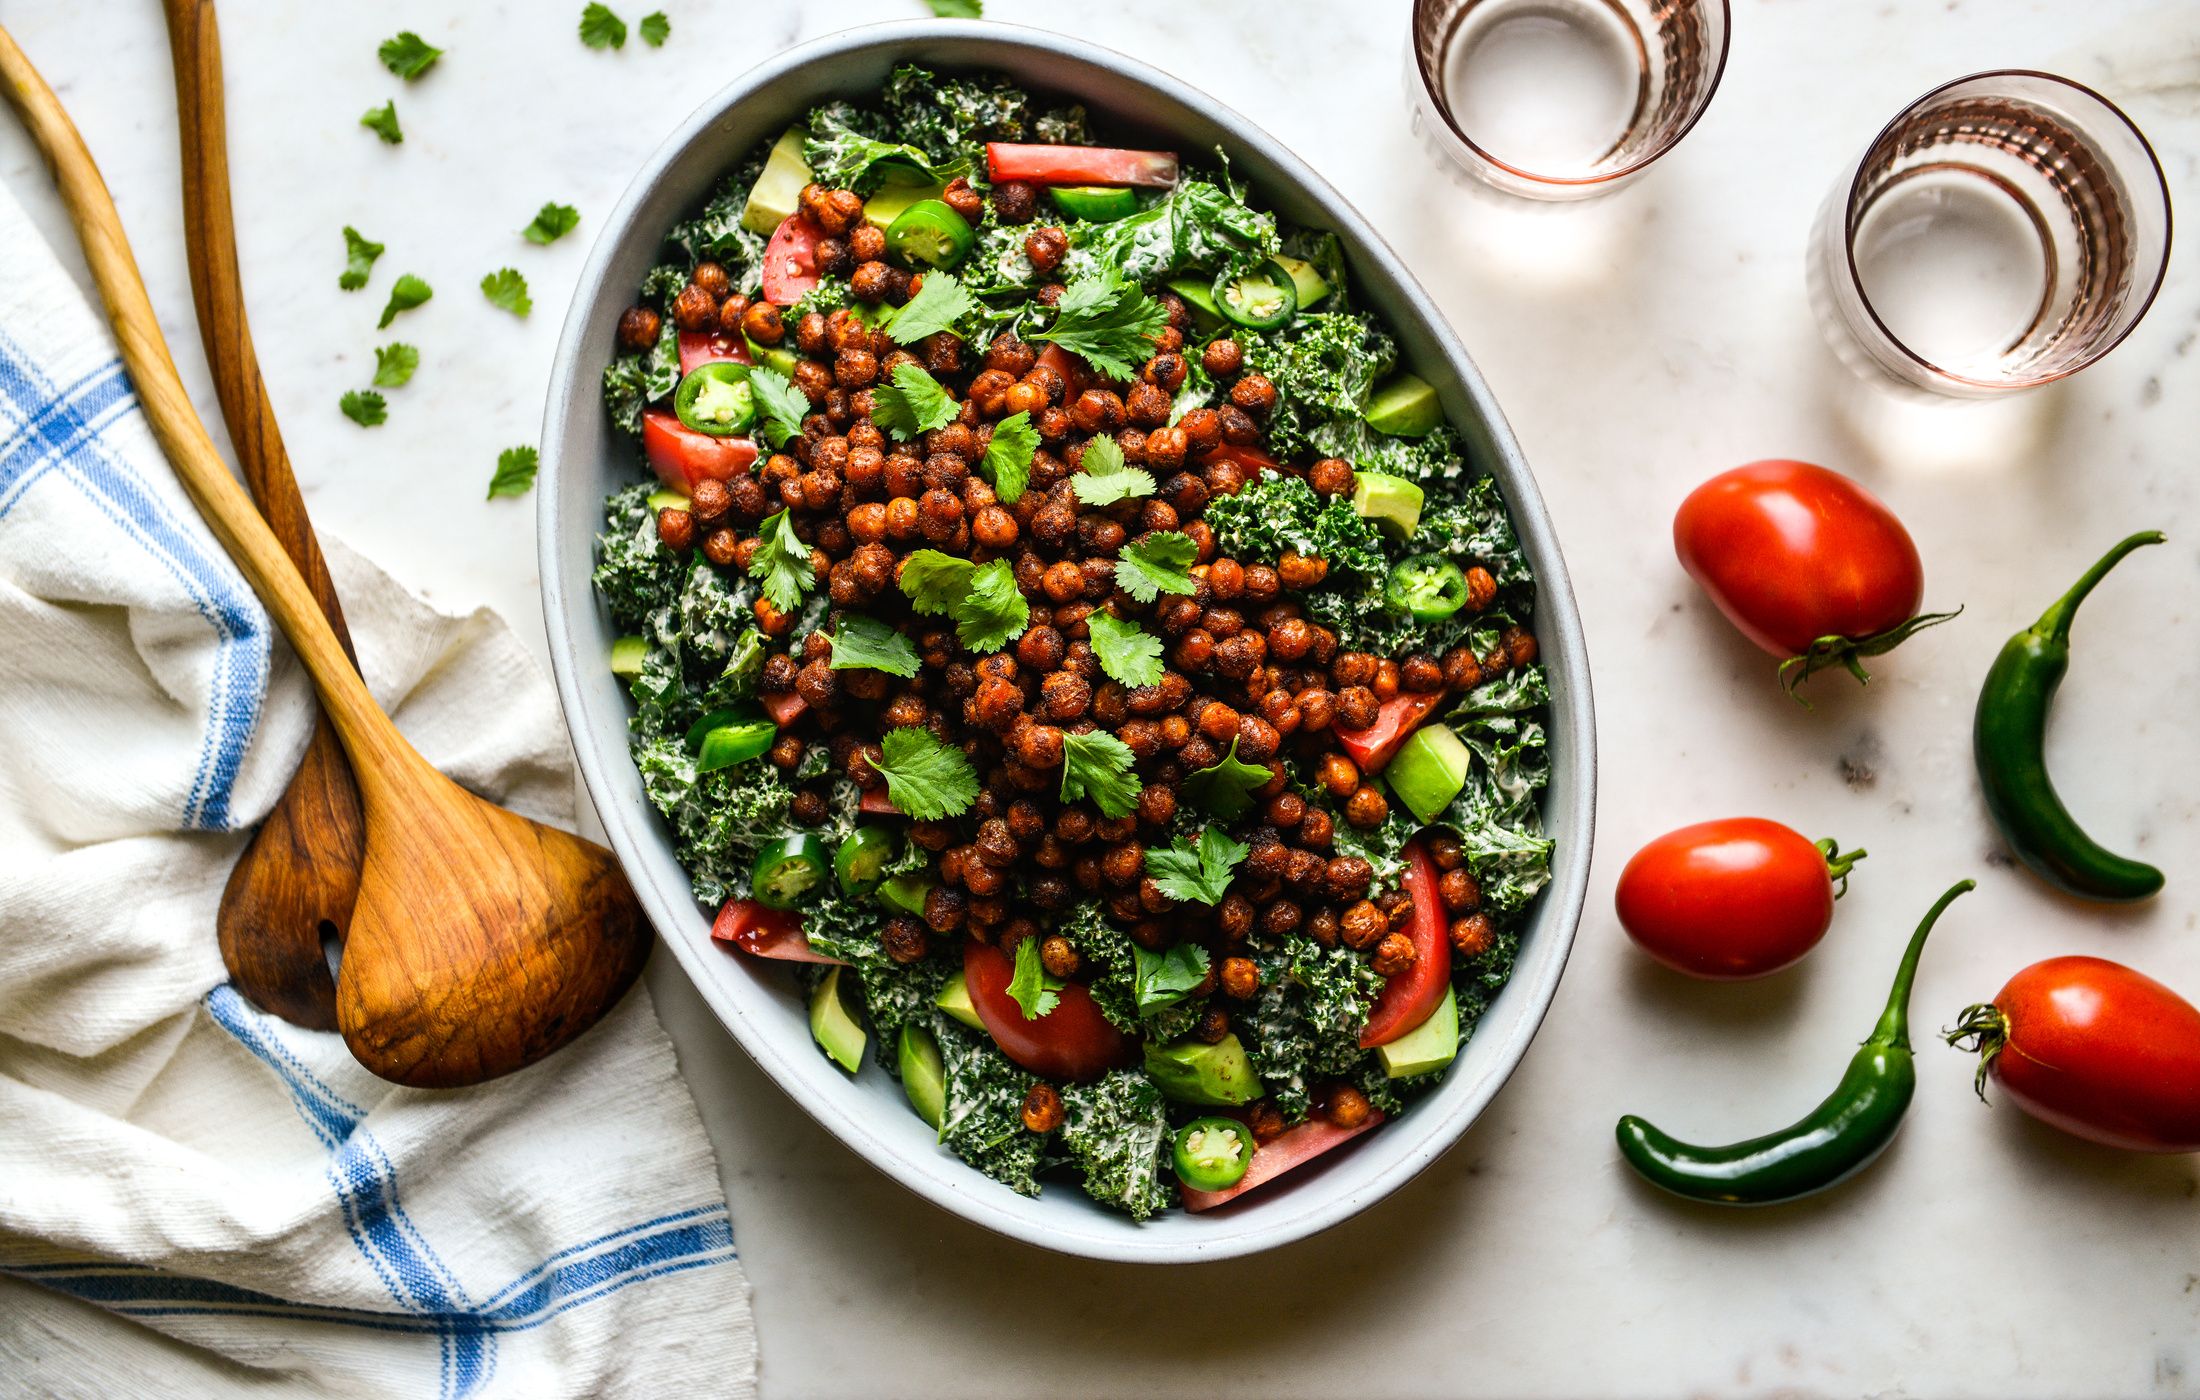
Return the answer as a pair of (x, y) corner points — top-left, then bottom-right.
(0, 22), (653, 1087)
(165, 0), (361, 1032)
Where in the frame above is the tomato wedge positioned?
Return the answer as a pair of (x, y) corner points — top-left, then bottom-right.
(710, 899), (844, 965)
(1198, 443), (1281, 476)
(1361, 840), (1452, 1046)
(1181, 1111), (1386, 1211)
(759, 691), (807, 728)
(761, 212), (823, 305)
(1336, 690), (1447, 774)
(678, 330), (753, 378)
(642, 409), (758, 493)
(962, 938), (1133, 1082)
(986, 143), (1179, 189)
(858, 787), (899, 816)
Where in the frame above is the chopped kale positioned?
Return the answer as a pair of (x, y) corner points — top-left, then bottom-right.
(602, 314), (682, 437)
(1059, 1070), (1175, 1221)
(1238, 311), (1397, 460)
(1069, 171), (1279, 285)
(1203, 473), (1387, 580)
(882, 65), (1029, 168)
(594, 483), (687, 628)
(803, 99), (968, 194)
(801, 843), (947, 1035)
(1244, 933), (1379, 1120)
(1436, 709), (1554, 916)
(935, 1016), (1045, 1196)
(668, 145), (772, 284)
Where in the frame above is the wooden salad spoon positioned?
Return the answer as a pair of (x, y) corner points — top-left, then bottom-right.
(0, 23), (653, 1087)
(163, 0), (361, 1032)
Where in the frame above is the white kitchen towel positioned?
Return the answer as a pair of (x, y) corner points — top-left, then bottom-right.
(0, 178), (756, 1398)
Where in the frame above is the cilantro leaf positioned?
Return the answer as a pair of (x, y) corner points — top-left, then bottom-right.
(639, 11), (671, 45)
(1059, 729), (1141, 819)
(926, 0), (983, 15)
(956, 559), (1029, 653)
(1133, 943), (1210, 1016)
(359, 101), (402, 145)
(480, 267), (532, 317)
(1069, 434), (1154, 506)
(371, 343), (419, 388)
(747, 509), (814, 612)
(1113, 531), (1198, 603)
(886, 270), (976, 345)
(339, 390), (386, 427)
(898, 549), (973, 615)
(339, 226), (383, 291)
(378, 32), (442, 81)
(1145, 827), (1248, 906)
(523, 202), (581, 245)
(828, 614), (919, 677)
(376, 273), (432, 328)
(1086, 610), (1164, 688)
(1030, 267), (1168, 381)
(874, 726), (979, 820)
(1182, 736), (1270, 819)
(487, 445), (538, 500)
(578, 3), (627, 48)
(979, 410), (1038, 504)
(1008, 933), (1063, 1020)
(870, 363), (958, 440)
(746, 364), (811, 449)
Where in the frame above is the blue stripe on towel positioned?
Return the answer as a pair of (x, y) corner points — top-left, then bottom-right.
(0, 333), (266, 831)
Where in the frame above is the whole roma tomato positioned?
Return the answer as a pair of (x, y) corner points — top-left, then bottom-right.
(1615, 818), (1864, 979)
(1950, 957), (2200, 1153)
(1674, 459), (1954, 694)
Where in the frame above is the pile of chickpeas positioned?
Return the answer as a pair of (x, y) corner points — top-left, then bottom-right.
(630, 175), (1539, 1136)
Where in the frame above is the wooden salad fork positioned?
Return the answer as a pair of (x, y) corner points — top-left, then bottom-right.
(163, 0), (361, 1032)
(0, 21), (653, 1087)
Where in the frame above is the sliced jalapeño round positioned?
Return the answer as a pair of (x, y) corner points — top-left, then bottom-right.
(689, 704), (776, 773)
(834, 826), (900, 897)
(1212, 258), (1298, 331)
(674, 361), (757, 436)
(883, 199), (975, 269)
(1047, 185), (1138, 222)
(1172, 1116), (1256, 1191)
(752, 833), (830, 909)
(1384, 555), (1470, 621)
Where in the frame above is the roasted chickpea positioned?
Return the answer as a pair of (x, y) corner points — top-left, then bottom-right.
(670, 282), (717, 332)
(1218, 956), (1261, 1001)
(1124, 381), (1172, 429)
(1451, 912), (1497, 957)
(941, 176), (985, 222)
(656, 507), (695, 552)
(1201, 337), (1243, 377)
(1178, 407), (1223, 452)
(1402, 653), (1445, 693)
(617, 305), (662, 352)
(1023, 225), (1069, 272)
(741, 300), (786, 346)
(701, 527), (740, 568)
(881, 916), (930, 965)
(1324, 1085), (1373, 1130)
(1344, 784), (1390, 829)
(1277, 551), (1328, 590)
(1340, 899), (1387, 950)
(1021, 1084), (1064, 1134)
(990, 180), (1039, 225)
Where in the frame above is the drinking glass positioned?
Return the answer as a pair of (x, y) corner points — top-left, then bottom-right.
(1406, 0), (1730, 200)
(1809, 71), (2172, 398)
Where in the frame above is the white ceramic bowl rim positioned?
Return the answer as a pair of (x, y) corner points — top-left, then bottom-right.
(538, 17), (1597, 1263)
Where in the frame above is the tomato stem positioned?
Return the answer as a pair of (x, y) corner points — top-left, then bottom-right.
(1777, 607), (1965, 706)
(1814, 838), (1868, 897)
(1943, 1001), (2011, 1101)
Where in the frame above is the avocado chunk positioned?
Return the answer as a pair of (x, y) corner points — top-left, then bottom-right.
(1379, 984), (1460, 1079)
(934, 971), (984, 1031)
(741, 127), (813, 237)
(1366, 373), (1442, 438)
(878, 872), (935, 919)
(862, 180), (947, 232)
(808, 966), (866, 1074)
(1388, 723), (1471, 822)
(609, 635), (649, 677)
(1275, 252), (1331, 310)
(1352, 470), (1425, 538)
(1144, 1033), (1263, 1106)
(1164, 276), (1225, 333)
(898, 1023), (947, 1129)
(645, 488), (690, 512)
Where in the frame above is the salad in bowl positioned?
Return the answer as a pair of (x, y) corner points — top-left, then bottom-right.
(589, 63), (1555, 1220)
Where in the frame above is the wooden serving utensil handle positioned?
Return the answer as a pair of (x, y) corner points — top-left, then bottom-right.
(165, 0), (364, 1031)
(0, 21), (416, 786)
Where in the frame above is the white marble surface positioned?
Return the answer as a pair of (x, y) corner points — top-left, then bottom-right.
(5, 1), (2198, 1395)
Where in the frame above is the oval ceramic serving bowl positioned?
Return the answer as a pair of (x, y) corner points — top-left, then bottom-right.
(540, 19), (1596, 1262)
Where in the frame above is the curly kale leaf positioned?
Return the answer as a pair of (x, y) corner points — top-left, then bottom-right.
(882, 65), (1029, 167)
(1279, 226), (1350, 311)
(1238, 311), (1396, 460)
(1059, 901), (1136, 1033)
(802, 845), (946, 1036)
(1435, 707), (1554, 917)
(594, 483), (688, 629)
(1326, 805), (1417, 903)
(1244, 933), (1379, 1120)
(602, 313), (682, 438)
(1032, 103), (1090, 146)
(1059, 1070), (1175, 1221)
(1412, 475), (1532, 584)
(668, 144), (771, 286)
(633, 747), (794, 905)
(803, 98), (967, 194)
(1203, 473), (1387, 581)
(1070, 171), (1279, 285)
(935, 1016), (1045, 1197)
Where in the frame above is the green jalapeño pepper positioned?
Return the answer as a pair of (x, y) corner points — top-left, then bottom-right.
(1172, 1116), (1255, 1191)
(1048, 185), (1138, 222)
(1385, 555), (1469, 621)
(674, 362), (757, 436)
(883, 199), (974, 269)
(752, 833), (830, 909)
(1212, 259), (1298, 330)
(834, 826), (899, 897)
(1975, 531), (2166, 903)
(1616, 879), (1974, 1206)
(687, 705), (775, 773)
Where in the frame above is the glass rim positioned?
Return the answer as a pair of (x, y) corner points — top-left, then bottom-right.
(1837, 68), (2174, 392)
(1408, 0), (1733, 188)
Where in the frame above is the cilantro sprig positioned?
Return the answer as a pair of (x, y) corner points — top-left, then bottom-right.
(871, 363), (959, 440)
(1069, 434), (1154, 507)
(1086, 610), (1164, 688)
(480, 268), (532, 317)
(339, 226), (383, 291)
(886, 270), (976, 345)
(1059, 729), (1141, 819)
(1133, 944), (1210, 1016)
(1029, 267), (1168, 381)
(747, 364), (812, 449)
(339, 390), (386, 427)
(978, 411), (1038, 504)
(873, 726), (979, 820)
(1182, 736), (1270, 819)
(1113, 531), (1198, 603)
(578, 3), (628, 48)
(898, 550), (1027, 653)
(377, 273), (432, 329)
(747, 509), (814, 612)
(1146, 827), (1248, 906)
(359, 102), (402, 145)
(639, 11), (671, 45)
(378, 32), (442, 81)
(1008, 933), (1063, 1020)
(372, 343), (419, 388)
(828, 615), (920, 677)
(488, 446), (539, 500)
(523, 202), (581, 245)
